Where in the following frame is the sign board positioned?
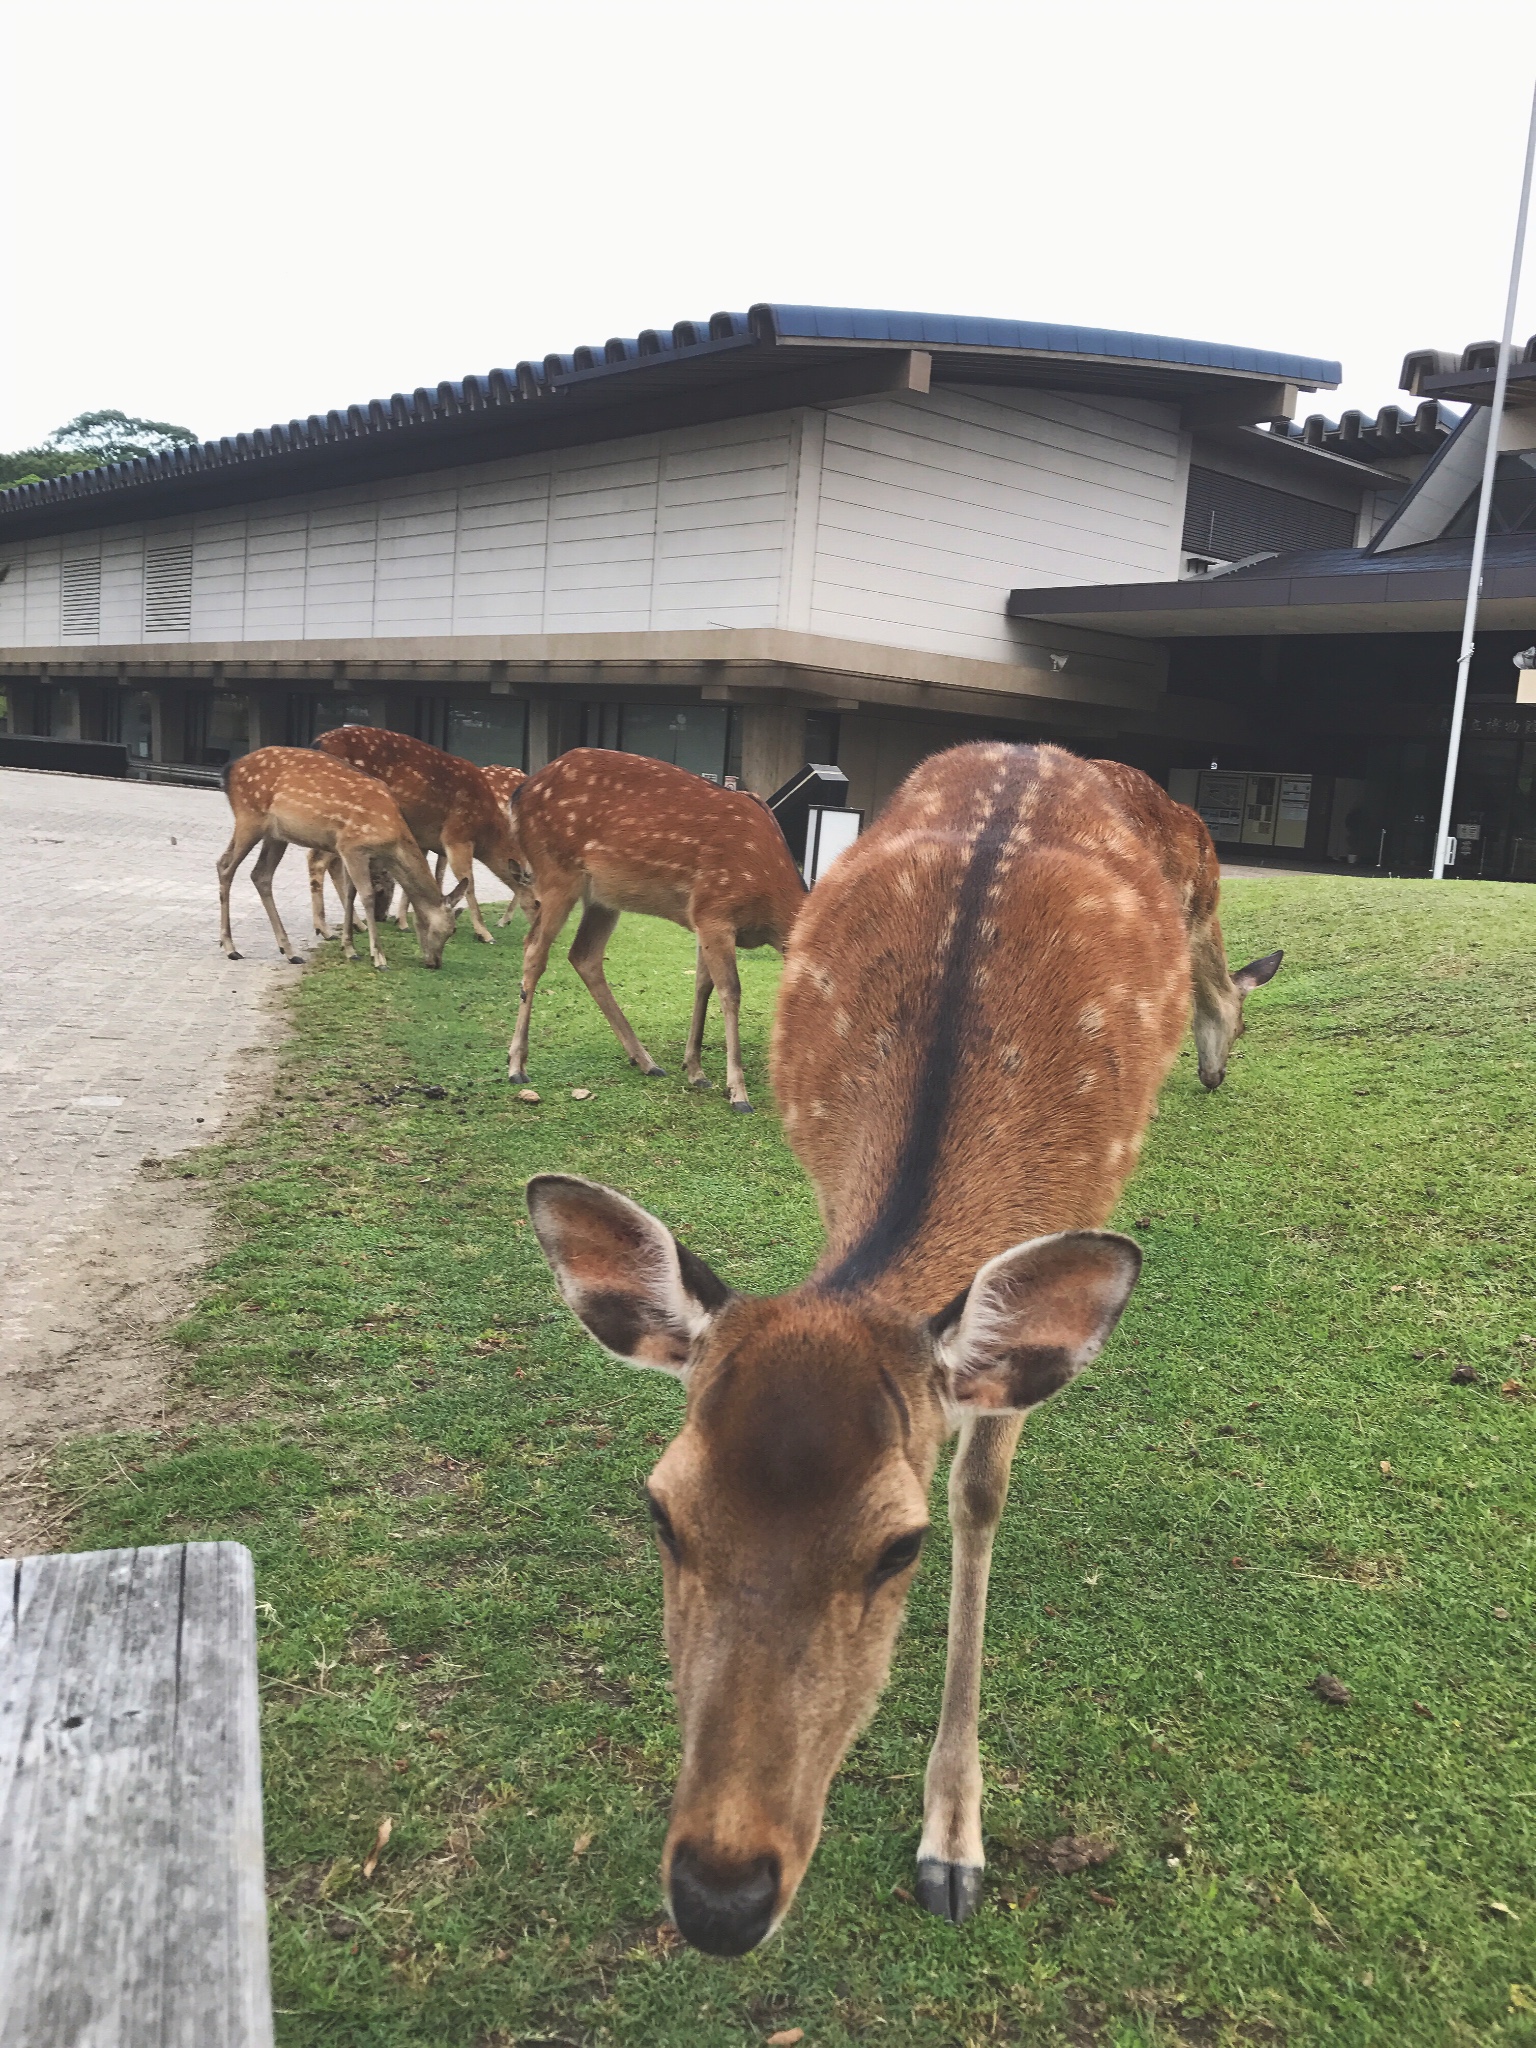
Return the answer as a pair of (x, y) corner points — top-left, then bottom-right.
(804, 804), (862, 883)
(1195, 771), (1246, 844)
(1276, 774), (1312, 850)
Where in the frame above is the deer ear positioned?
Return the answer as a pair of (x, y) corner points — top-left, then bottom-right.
(1233, 948), (1283, 994)
(526, 1175), (733, 1375)
(930, 1231), (1142, 1413)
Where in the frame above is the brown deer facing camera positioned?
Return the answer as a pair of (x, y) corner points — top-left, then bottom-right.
(217, 747), (461, 969)
(1089, 760), (1282, 1088)
(311, 727), (533, 943)
(527, 742), (1197, 1954)
(508, 749), (805, 1111)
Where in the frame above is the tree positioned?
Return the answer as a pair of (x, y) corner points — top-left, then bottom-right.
(0, 409), (199, 489)
(47, 409), (199, 463)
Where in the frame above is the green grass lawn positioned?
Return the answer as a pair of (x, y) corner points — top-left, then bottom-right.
(54, 876), (1536, 2047)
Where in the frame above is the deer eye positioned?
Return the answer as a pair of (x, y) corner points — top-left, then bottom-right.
(872, 1528), (927, 1585)
(646, 1491), (679, 1558)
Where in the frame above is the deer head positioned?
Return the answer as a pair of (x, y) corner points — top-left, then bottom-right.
(526, 1174), (1140, 1953)
(411, 872), (466, 966)
(1192, 948), (1283, 1089)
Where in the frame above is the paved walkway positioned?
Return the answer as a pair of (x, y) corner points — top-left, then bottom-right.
(0, 769), (321, 1372)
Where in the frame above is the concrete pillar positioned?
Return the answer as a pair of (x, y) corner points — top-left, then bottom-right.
(526, 699), (558, 773)
(739, 703), (806, 798)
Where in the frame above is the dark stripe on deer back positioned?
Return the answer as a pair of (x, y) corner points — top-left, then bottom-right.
(820, 747), (1036, 1296)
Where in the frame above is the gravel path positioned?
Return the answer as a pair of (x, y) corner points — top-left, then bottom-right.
(0, 768), (318, 1546)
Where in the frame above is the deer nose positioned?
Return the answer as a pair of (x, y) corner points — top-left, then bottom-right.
(668, 1842), (780, 1955)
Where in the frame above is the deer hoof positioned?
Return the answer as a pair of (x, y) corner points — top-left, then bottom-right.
(915, 1859), (983, 1923)
(642, 1064), (668, 1079)
(287, 953), (305, 965)
(687, 1075), (712, 1091)
(474, 930), (495, 945)
(225, 950), (242, 961)
(730, 1099), (755, 1115)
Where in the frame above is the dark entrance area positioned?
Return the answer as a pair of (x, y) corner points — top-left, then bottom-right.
(1164, 630), (1536, 878)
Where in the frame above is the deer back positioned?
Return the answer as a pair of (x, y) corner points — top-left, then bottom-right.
(224, 746), (419, 851)
(517, 749), (805, 943)
(770, 743), (1191, 1315)
(1088, 758), (1221, 929)
(311, 726), (517, 866)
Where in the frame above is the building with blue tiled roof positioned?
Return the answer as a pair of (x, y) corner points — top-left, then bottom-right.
(7, 301), (1520, 871)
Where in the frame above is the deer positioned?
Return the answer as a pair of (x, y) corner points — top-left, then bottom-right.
(479, 764), (529, 926)
(524, 741), (1201, 1955)
(309, 727), (534, 944)
(1088, 760), (1282, 1088)
(507, 749), (806, 1112)
(217, 747), (462, 970)
(305, 775), (530, 940)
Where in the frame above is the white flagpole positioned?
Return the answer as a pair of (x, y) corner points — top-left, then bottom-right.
(1432, 79), (1536, 879)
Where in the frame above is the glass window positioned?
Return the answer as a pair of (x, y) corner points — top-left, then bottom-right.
(12, 684), (53, 735)
(207, 692), (250, 764)
(80, 686), (122, 744)
(581, 702), (623, 750)
(622, 704), (729, 782)
(186, 690), (250, 766)
(445, 696), (529, 768)
(314, 694), (385, 739)
(124, 690), (154, 760)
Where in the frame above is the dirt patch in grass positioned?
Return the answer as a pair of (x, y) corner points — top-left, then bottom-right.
(0, 1171), (216, 1553)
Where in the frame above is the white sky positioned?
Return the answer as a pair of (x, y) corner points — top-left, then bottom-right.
(6, 0), (1536, 451)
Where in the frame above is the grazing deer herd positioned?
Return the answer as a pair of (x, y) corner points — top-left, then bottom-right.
(215, 726), (1282, 1952)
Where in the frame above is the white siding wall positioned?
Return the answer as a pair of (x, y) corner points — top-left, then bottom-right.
(804, 385), (1186, 663)
(0, 389), (1184, 659)
(191, 515), (249, 641)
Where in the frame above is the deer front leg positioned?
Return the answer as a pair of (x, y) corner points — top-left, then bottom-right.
(507, 876), (580, 1082)
(683, 943), (714, 1090)
(567, 904), (666, 1077)
(216, 820), (264, 958)
(446, 841), (495, 943)
(917, 1411), (1024, 1923)
(342, 847), (388, 968)
(694, 924), (750, 1110)
(307, 850), (338, 939)
(337, 866), (360, 960)
(250, 837), (303, 963)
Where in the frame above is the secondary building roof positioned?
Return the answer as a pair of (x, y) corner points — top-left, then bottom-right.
(0, 302), (1340, 543)
(1008, 530), (1536, 638)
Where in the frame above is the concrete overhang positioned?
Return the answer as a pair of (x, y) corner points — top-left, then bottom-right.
(0, 625), (1167, 716)
(1009, 544), (1536, 639)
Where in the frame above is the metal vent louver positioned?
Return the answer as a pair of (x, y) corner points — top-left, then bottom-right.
(1182, 468), (1355, 562)
(61, 555), (101, 637)
(144, 540), (193, 633)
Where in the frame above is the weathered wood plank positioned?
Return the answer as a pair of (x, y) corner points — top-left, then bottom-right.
(0, 1543), (273, 2048)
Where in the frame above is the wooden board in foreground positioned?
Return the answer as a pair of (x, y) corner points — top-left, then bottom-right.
(0, 1542), (273, 2048)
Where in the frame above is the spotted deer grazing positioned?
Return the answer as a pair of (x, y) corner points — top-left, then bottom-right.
(1088, 760), (1282, 1088)
(311, 727), (533, 943)
(217, 747), (461, 970)
(525, 742), (1196, 1954)
(508, 749), (805, 1111)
